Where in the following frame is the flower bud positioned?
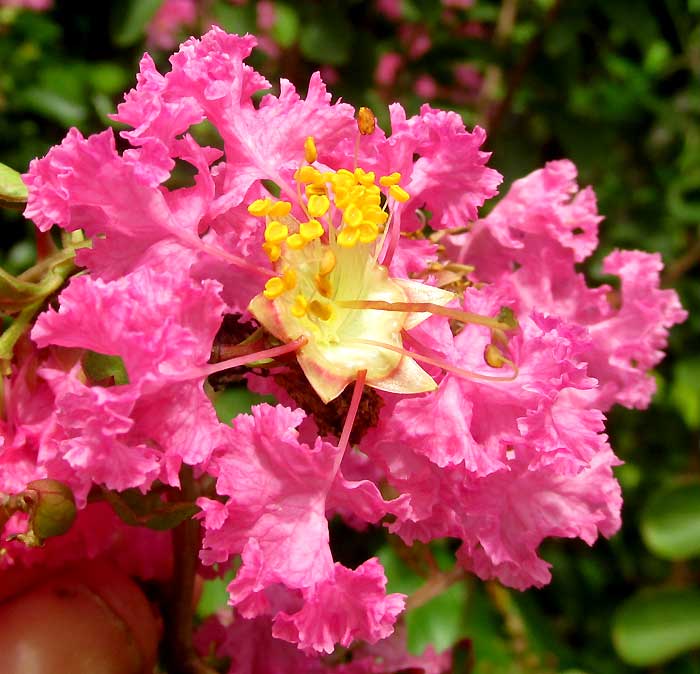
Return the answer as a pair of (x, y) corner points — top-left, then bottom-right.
(22, 479), (77, 544)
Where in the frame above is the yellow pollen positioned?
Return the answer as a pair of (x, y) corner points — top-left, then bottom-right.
(262, 242), (281, 262)
(337, 227), (360, 248)
(282, 268), (297, 290)
(268, 201), (292, 217)
(484, 344), (506, 368)
(307, 194), (330, 217)
(389, 184), (410, 202)
(314, 273), (333, 298)
(248, 198), (272, 216)
(343, 203), (363, 228)
(379, 172), (402, 187)
(363, 205), (389, 225)
(305, 183), (327, 197)
(357, 107), (376, 135)
(358, 221), (379, 244)
(309, 299), (333, 321)
(354, 169), (376, 186)
(304, 136), (317, 164)
(264, 220), (288, 244)
(319, 249), (336, 276)
(300, 219), (324, 242)
(263, 276), (286, 300)
(296, 165), (323, 184)
(291, 294), (308, 318)
(286, 233), (306, 250)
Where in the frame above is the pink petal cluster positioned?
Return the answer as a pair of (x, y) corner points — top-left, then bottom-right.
(6, 27), (685, 665)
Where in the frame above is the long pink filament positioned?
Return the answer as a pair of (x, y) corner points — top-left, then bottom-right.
(174, 338), (307, 380)
(197, 241), (274, 279)
(347, 338), (518, 382)
(337, 369), (367, 457)
(338, 299), (513, 331)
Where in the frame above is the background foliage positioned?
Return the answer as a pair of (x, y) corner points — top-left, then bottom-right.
(1, 1), (699, 672)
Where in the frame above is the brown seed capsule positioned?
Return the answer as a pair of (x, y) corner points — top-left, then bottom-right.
(357, 107), (376, 135)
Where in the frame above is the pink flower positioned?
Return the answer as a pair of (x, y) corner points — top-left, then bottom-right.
(146, 0), (197, 50)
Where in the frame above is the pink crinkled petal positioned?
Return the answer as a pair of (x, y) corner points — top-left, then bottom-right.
(456, 445), (622, 590)
(272, 559), (405, 654)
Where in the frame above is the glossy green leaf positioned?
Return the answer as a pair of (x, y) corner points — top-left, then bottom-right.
(641, 482), (700, 560)
(613, 588), (700, 666)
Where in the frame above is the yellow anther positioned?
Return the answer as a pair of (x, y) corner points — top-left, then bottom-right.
(484, 344), (506, 368)
(309, 299), (333, 321)
(305, 185), (328, 200)
(343, 203), (363, 228)
(379, 172), (402, 187)
(337, 227), (360, 247)
(363, 205), (389, 225)
(333, 187), (350, 209)
(296, 165), (323, 184)
(291, 294), (308, 318)
(268, 201), (292, 217)
(304, 136), (317, 164)
(264, 220), (289, 244)
(314, 273), (334, 298)
(307, 194), (330, 218)
(300, 219), (324, 242)
(262, 242), (281, 262)
(263, 276), (286, 300)
(248, 198), (272, 216)
(354, 168), (376, 186)
(358, 221), (379, 244)
(286, 233), (306, 250)
(319, 248), (336, 276)
(389, 184), (410, 202)
(357, 107), (376, 135)
(282, 268), (297, 290)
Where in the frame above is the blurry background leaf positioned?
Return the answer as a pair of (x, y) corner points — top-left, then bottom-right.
(613, 588), (700, 666)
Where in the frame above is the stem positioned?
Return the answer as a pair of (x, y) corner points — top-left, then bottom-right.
(163, 466), (217, 674)
(406, 565), (466, 611)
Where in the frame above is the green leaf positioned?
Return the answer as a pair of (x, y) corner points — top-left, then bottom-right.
(102, 488), (199, 531)
(272, 3), (299, 48)
(669, 356), (700, 430)
(641, 482), (700, 560)
(214, 387), (274, 423)
(196, 570), (235, 619)
(82, 351), (129, 386)
(113, 0), (162, 46)
(0, 162), (28, 206)
(299, 11), (352, 66)
(613, 588), (700, 666)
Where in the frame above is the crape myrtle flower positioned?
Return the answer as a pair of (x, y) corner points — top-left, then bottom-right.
(16, 27), (685, 659)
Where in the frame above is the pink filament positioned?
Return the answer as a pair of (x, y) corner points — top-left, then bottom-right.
(347, 338), (518, 382)
(337, 369), (367, 457)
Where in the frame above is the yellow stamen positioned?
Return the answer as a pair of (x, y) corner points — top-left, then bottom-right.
(296, 165), (323, 184)
(379, 172), (401, 187)
(248, 198), (272, 216)
(299, 219), (324, 242)
(307, 194), (330, 218)
(389, 185), (410, 202)
(304, 136), (317, 164)
(268, 201), (292, 217)
(263, 277), (286, 300)
(262, 242), (281, 262)
(314, 273), (333, 298)
(343, 203), (363, 228)
(337, 227), (360, 247)
(357, 107), (376, 135)
(319, 249), (336, 276)
(264, 220), (289, 244)
(282, 268), (297, 290)
(286, 233), (306, 250)
(309, 299), (333, 321)
(358, 222), (379, 244)
(305, 183), (327, 197)
(291, 294), (308, 318)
